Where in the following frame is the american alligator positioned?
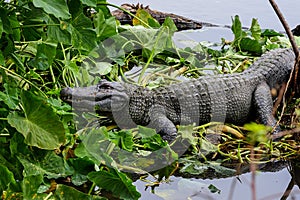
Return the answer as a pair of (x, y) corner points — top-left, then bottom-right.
(60, 48), (295, 142)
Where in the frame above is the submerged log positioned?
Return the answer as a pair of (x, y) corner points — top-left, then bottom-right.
(111, 3), (216, 31)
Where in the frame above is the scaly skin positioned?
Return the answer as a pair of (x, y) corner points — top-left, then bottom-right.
(60, 48), (295, 142)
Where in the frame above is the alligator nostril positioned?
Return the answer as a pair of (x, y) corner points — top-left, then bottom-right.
(60, 87), (73, 98)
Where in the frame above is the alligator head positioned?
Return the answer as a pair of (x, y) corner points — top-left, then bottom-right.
(60, 80), (130, 113)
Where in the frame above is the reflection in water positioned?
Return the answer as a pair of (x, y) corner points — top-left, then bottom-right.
(135, 160), (300, 200)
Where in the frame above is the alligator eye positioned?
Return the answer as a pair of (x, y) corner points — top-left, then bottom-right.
(98, 82), (113, 90)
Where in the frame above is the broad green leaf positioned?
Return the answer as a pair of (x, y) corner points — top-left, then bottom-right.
(88, 168), (141, 200)
(33, 0), (71, 19)
(8, 13), (20, 41)
(261, 29), (283, 37)
(95, 9), (117, 40)
(22, 174), (48, 200)
(109, 130), (134, 151)
(68, 158), (95, 186)
(138, 125), (157, 138)
(7, 91), (65, 150)
(231, 15), (243, 42)
(90, 62), (113, 75)
(0, 164), (16, 193)
(178, 125), (196, 145)
(0, 7), (12, 34)
(137, 126), (169, 150)
(109, 130), (134, 152)
(67, 0), (97, 51)
(81, 0), (97, 7)
(18, 151), (72, 179)
(250, 18), (261, 41)
(240, 37), (262, 54)
(0, 83), (19, 109)
(46, 16), (71, 44)
(69, 22), (97, 51)
(133, 8), (160, 28)
(28, 42), (57, 70)
(54, 184), (107, 200)
(265, 43), (280, 50)
(74, 127), (116, 166)
(162, 17), (178, 34)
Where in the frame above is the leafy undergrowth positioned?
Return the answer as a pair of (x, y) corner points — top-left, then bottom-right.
(0, 0), (300, 199)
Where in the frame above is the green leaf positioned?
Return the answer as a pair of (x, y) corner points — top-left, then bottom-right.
(81, 0), (97, 7)
(138, 126), (157, 139)
(95, 9), (118, 40)
(250, 18), (261, 41)
(69, 21), (97, 51)
(244, 122), (271, 144)
(28, 42), (57, 70)
(74, 127), (116, 166)
(22, 174), (48, 200)
(208, 184), (221, 194)
(89, 62), (113, 75)
(240, 37), (263, 54)
(162, 17), (178, 34)
(109, 130), (134, 152)
(0, 164), (16, 193)
(88, 168), (141, 200)
(261, 29), (283, 37)
(231, 15), (243, 42)
(8, 13), (20, 41)
(178, 125), (196, 145)
(68, 158), (95, 186)
(55, 184), (107, 200)
(0, 83), (19, 109)
(18, 151), (72, 179)
(133, 8), (160, 28)
(47, 17), (71, 44)
(7, 91), (65, 150)
(0, 7), (12, 34)
(33, 0), (71, 19)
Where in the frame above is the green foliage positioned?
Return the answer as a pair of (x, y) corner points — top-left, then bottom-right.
(244, 122), (271, 144)
(88, 168), (141, 200)
(8, 91), (65, 150)
(54, 184), (107, 199)
(0, 0), (299, 199)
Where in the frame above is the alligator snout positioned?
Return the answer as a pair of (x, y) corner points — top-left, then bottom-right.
(60, 87), (73, 103)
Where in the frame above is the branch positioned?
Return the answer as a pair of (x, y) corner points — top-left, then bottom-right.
(269, 0), (300, 96)
(269, 0), (299, 57)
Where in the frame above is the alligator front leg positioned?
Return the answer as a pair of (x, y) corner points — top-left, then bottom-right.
(253, 82), (280, 133)
(147, 105), (177, 142)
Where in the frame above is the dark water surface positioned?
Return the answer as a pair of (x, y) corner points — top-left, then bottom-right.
(108, 1), (300, 199)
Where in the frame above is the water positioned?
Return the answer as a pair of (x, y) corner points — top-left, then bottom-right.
(108, 1), (300, 199)
(109, 0), (300, 43)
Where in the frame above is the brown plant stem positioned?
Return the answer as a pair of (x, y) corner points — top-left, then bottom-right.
(269, 0), (300, 96)
(250, 147), (257, 200)
(280, 177), (295, 200)
(268, 0), (299, 57)
(268, 0), (300, 134)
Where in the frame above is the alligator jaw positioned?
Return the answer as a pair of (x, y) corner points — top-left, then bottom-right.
(60, 81), (130, 112)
